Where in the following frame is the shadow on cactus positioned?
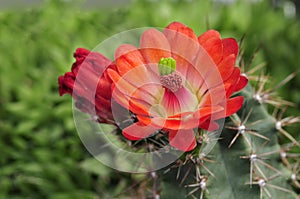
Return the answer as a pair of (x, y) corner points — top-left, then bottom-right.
(58, 22), (299, 198)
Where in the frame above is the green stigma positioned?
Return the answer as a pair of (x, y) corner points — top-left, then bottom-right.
(158, 57), (176, 76)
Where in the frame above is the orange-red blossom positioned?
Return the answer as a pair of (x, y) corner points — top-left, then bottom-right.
(58, 22), (248, 152)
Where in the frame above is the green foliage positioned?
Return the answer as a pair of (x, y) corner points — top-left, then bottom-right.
(0, 1), (122, 198)
(0, 0), (299, 198)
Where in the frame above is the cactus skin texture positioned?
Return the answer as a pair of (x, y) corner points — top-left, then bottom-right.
(160, 76), (300, 199)
(200, 84), (297, 199)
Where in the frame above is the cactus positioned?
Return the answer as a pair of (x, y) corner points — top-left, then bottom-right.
(121, 54), (300, 199)
(159, 60), (300, 199)
(58, 22), (300, 199)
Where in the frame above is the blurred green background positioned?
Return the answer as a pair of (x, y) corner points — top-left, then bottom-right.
(0, 0), (299, 198)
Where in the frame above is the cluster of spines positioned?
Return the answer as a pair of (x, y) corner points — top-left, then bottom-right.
(237, 69), (299, 199)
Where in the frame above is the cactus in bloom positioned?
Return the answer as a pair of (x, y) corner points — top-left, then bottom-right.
(58, 22), (300, 198)
(167, 86), (299, 199)
(161, 58), (300, 199)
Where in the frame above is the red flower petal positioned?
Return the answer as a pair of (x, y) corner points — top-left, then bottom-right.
(141, 106), (223, 130)
(217, 54), (235, 81)
(108, 69), (162, 117)
(225, 96), (244, 117)
(198, 30), (223, 64)
(107, 69), (137, 102)
(96, 73), (114, 100)
(140, 28), (171, 65)
(192, 47), (222, 91)
(200, 97), (244, 131)
(222, 38), (239, 58)
(164, 22), (198, 42)
(107, 66), (161, 112)
(128, 85), (164, 117)
(115, 44), (146, 76)
(233, 75), (248, 92)
(111, 85), (150, 116)
(169, 129), (197, 151)
(122, 122), (159, 140)
(72, 49), (112, 76)
(223, 67), (241, 97)
(163, 22), (199, 77)
(199, 84), (228, 106)
(73, 48), (90, 63)
(58, 72), (75, 96)
(198, 120), (220, 131)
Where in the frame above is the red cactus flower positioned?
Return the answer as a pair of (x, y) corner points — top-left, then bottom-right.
(58, 22), (247, 152)
(107, 22), (247, 151)
(58, 48), (116, 124)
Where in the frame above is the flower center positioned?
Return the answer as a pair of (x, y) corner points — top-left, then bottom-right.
(158, 57), (183, 93)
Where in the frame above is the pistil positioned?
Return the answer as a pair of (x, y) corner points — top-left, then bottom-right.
(158, 57), (183, 93)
